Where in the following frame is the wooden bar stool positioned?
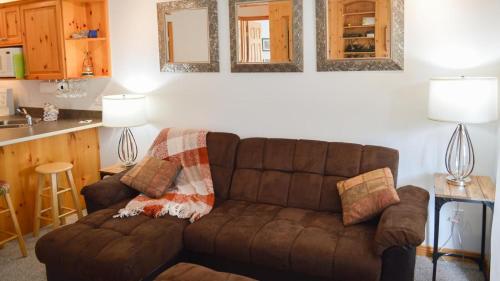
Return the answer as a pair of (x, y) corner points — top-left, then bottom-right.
(33, 162), (83, 237)
(0, 180), (27, 257)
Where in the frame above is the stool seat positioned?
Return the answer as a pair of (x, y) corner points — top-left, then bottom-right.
(33, 162), (82, 236)
(35, 162), (73, 174)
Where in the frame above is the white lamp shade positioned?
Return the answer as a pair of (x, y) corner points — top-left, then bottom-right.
(102, 94), (147, 128)
(428, 77), (498, 124)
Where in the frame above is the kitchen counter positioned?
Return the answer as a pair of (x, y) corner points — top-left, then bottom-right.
(0, 114), (101, 235)
(0, 116), (102, 146)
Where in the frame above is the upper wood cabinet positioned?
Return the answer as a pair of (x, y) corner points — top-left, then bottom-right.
(269, 1), (293, 63)
(0, 6), (22, 46)
(21, 1), (65, 80)
(6, 0), (111, 80)
(61, 0), (111, 79)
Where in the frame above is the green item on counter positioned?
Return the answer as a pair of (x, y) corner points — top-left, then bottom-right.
(13, 53), (25, 79)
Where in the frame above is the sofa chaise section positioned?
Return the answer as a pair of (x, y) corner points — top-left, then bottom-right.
(35, 199), (187, 281)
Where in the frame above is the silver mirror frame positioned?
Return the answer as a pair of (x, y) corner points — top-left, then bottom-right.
(157, 0), (219, 72)
(316, 0), (404, 71)
(229, 0), (303, 73)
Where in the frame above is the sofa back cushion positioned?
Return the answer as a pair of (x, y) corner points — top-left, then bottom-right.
(229, 138), (399, 213)
(206, 132), (240, 204)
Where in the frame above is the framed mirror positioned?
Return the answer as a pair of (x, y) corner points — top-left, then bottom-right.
(229, 0), (303, 72)
(316, 0), (403, 71)
(157, 0), (219, 72)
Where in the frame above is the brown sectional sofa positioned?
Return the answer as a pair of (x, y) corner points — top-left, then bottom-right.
(155, 263), (257, 281)
(36, 132), (429, 281)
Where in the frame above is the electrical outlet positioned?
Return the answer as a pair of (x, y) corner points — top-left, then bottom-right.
(57, 80), (69, 92)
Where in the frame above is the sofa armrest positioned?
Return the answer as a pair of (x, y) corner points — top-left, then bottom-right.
(81, 172), (139, 214)
(374, 185), (429, 255)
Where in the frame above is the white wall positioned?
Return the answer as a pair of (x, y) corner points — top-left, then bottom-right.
(4, 0), (500, 253)
(165, 9), (210, 63)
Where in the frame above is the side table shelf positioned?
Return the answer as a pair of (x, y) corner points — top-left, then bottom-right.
(432, 174), (495, 281)
(99, 163), (132, 179)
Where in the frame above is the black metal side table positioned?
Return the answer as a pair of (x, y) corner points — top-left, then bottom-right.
(432, 174), (495, 281)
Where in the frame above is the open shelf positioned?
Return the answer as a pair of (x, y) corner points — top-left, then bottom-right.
(343, 11), (375, 16)
(62, 0), (111, 78)
(65, 37), (107, 42)
(343, 37), (375, 40)
(342, 57), (385, 60)
(344, 25), (375, 29)
(328, 0), (390, 60)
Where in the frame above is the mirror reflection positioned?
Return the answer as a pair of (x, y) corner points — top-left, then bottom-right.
(236, 0), (293, 64)
(327, 0), (391, 60)
(164, 8), (210, 63)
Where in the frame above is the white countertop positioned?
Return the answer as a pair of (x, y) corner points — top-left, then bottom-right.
(0, 117), (103, 147)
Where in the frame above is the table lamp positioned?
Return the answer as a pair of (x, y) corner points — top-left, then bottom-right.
(102, 94), (146, 167)
(428, 77), (498, 186)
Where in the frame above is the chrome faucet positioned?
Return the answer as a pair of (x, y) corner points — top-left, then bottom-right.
(16, 108), (33, 126)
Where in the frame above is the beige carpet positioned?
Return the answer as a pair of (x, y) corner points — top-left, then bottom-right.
(0, 228), (487, 281)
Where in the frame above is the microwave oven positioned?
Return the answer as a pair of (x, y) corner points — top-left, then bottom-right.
(0, 47), (22, 78)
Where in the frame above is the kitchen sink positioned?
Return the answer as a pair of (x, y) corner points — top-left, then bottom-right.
(0, 118), (41, 129)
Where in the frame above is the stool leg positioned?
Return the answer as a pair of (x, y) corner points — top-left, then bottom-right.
(5, 193), (27, 257)
(50, 173), (60, 229)
(66, 170), (83, 219)
(58, 190), (66, 226)
(33, 174), (44, 237)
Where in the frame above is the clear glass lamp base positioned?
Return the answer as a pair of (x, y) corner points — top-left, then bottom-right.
(121, 161), (136, 167)
(445, 123), (475, 188)
(446, 175), (472, 187)
(118, 128), (138, 168)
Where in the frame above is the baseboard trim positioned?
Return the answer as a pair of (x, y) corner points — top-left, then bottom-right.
(416, 245), (490, 279)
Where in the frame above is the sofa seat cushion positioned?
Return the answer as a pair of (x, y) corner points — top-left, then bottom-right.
(155, 263), (256, 281)
(36, 201), (188, 281)
(184, 200), (382, 281)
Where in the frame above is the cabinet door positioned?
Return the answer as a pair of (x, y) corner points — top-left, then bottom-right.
(0, 6), (22, 46)
(269, 1), (292, 63)
(21, 1), (65, 80)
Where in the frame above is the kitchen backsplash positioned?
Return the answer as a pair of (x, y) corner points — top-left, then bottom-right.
(0, 79), (111, 111)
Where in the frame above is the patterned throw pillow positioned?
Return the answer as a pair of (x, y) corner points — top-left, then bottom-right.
(337, 168), (400, 226)
(121, 156), (182, 199)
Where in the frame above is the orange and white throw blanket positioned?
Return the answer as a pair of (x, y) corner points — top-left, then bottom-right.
(115, 128), (214, 223)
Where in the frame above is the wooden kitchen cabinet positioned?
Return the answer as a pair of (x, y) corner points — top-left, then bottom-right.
(0, 0), (111, 80)
(328, 0), (391, 60)
(0, 6), (22, 46)
(61, 0), (111, 78)
(269, 1), (293, 63)
(20, 1), (65, 80)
